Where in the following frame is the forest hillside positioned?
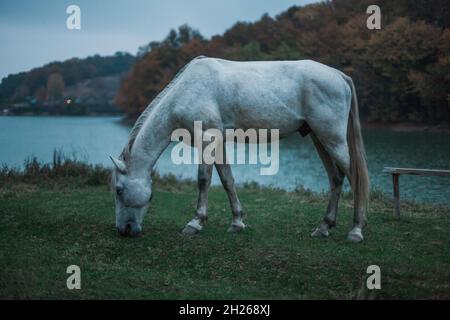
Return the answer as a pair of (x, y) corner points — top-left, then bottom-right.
(116, 0), (449, 124)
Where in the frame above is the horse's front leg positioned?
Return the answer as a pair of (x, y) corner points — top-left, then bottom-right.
(182, 163), (213, 235)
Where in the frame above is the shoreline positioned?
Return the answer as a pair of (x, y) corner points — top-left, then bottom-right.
(1, 159), (449, 209)
(362, 121), (450, 132)
(1, 114), (449, 132)
(0, 112), (123, 118)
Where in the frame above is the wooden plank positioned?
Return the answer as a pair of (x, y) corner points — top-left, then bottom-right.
(383, 167), (450, 177)
(393, 174), (401, 218)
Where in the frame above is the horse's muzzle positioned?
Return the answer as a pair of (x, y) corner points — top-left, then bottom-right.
(117, 223), (142, 238)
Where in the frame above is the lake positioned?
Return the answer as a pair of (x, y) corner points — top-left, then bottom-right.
(1, 116), (449, 206)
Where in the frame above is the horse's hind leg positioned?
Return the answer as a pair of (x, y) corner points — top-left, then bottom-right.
(215, 147), (245, 233)
(182, 163), (213, 235)
(313, 134), (365, 242)
(310, 133), (345, 238)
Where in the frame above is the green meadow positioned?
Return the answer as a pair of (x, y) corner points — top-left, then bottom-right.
(0, 162), (449, 299)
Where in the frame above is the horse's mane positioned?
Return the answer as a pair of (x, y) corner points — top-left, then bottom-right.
(120, 56), (206, 163)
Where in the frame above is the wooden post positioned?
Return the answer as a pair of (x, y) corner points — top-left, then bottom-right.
(392, 174), (400, 218)
(383, 167), (450, 218)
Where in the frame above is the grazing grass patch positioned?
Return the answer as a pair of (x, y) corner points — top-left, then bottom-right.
(0, 176), (449, 299)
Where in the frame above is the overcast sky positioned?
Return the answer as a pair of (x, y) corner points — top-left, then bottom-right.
(0, 0), (317, 80)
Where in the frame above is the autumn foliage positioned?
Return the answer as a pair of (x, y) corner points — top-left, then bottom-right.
(116, 0), (449, 124)
(0, 53), (135, 105)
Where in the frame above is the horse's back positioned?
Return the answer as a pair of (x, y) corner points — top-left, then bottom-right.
(177, 57), (350, 135)
(191, 57), (349, 108)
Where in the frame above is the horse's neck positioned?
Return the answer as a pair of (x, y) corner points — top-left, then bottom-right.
(129, 104), (174, 176)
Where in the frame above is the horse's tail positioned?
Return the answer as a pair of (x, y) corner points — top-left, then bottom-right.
(344, 76), (370, 213)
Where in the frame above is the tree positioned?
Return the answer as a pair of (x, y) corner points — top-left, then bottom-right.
(365, 18), (443, 122)
(47, 73), (65, 101)
(34, 87), (47, 103)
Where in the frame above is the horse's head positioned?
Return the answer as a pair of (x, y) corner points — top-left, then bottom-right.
(110, 156), (152, 237)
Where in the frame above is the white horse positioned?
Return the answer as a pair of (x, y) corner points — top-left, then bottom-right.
(110, 56), (369, 242)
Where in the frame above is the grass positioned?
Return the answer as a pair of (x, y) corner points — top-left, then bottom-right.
(0, 157), (449, 299)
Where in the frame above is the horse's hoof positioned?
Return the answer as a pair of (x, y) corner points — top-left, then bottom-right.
(311, 227), (329, 238)
(182, 219), (203, 236)
(182, 225), (201, 236)
(347, 228), (364, 243)
(227, 221), (246, 233)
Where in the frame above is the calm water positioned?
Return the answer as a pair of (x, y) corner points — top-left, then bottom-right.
(1, 116), (449, 206)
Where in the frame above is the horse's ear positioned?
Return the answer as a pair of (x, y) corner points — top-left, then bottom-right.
(110, 156), (126, 174)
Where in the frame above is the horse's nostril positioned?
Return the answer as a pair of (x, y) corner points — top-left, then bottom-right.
(125, 223), (132, 233)
(118, 225), (131, 237)
(118, 223), (139, 237)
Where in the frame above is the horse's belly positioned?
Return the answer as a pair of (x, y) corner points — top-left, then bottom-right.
(235, 104), (302, 135)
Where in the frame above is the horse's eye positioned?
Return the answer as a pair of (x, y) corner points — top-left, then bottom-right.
(116, 187), (124, 196)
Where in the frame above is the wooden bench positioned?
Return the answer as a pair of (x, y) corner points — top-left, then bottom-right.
(383, 167), (450, 217)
